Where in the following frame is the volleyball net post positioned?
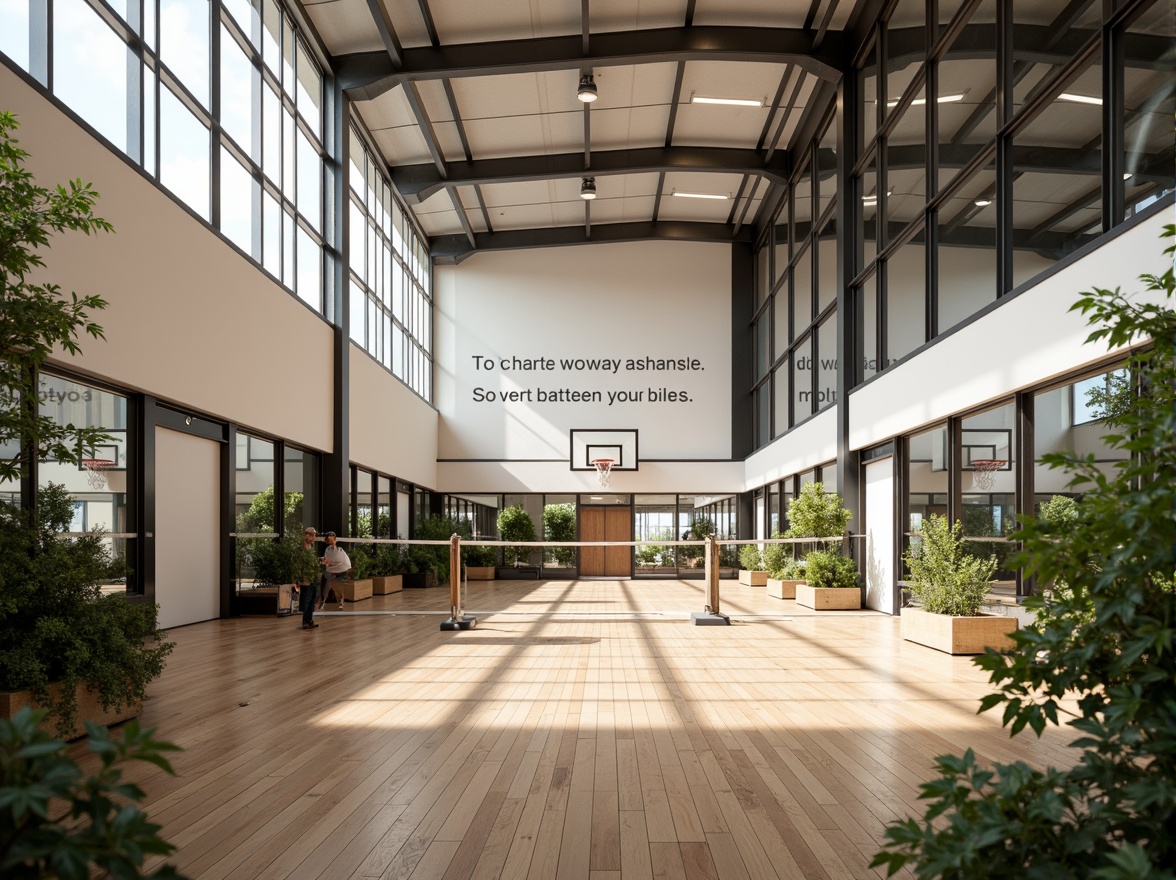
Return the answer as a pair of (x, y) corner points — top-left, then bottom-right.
(691, 534), (730, 626)
(440, 534), (477, 631)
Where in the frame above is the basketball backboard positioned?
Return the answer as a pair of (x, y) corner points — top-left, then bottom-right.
(569, 429), (639, 471)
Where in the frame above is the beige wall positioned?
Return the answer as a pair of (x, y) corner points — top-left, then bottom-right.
(349, 345), (438, 487)
(5, 63), (334, 452)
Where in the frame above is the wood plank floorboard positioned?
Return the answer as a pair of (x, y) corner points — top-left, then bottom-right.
(68, 579), (1076, 879)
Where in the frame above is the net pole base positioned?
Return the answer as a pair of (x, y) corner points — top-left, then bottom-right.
(690, 611), (730, 626)
(440, 616), (478, 631)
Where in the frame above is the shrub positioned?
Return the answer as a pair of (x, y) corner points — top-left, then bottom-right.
(0, 486), (174, 738)
(410, 514), (471, 582)
(0, 706), (187, 879)
(543, 503), (577, 566)
(763, 533), (804, 579)
(497, 505), (536, 567)
(785, 482), (852, 539)
(904, 514), (998, 616)
(462, 542), (498, 568)
(738, 543), (765, 571)
(872, 226), (1176, 878)
(804, 550), (858, 589)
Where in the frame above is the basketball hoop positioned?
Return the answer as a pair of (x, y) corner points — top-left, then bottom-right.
(591, 458), (614, 489)
(82, 458), (115, 490)
(970, 459), (1006, 492)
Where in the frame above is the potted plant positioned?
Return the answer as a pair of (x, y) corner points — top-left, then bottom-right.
(795, 549), (862, 609)
(542, 502), (577, 570)
(403, 514), (469, 586)
(370, 541), (404, 594)
(738, 543), (768, 586)
(338, 542), (374, 603)
(497, 505), (537, 576)
(900, 513), (1013, 654)
(764, 535), (806, 599)
(0, 486), (174, 740)
(463, 542), (497, 580)
(239, 531), (315, 615)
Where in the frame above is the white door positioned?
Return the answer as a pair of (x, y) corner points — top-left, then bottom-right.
(864, 458), (897, 614)
(155, 427), (220, 628)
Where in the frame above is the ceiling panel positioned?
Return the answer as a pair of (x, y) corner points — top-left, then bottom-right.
(449, 71), (554, 120)
(303, 0), (384, 55)
(590, 105), (672, 151)
(463, 113), (581, 159)
(621, 193), (657, 221)
(427, 0), (581, 44)
(692, 0), (809, 28)
(590, 0), (686, 33)
(370, 124), (434, 167)
(489, 202), (559, 230)
(553, 200), (589, 226)
(356, 87), (418, 134)
(415, 79), (456, 123)
(380, 0), (434, 47)
(478, 179), (564, 209)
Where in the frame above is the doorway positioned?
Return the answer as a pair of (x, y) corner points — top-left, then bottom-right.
(579, 506), (632, 577)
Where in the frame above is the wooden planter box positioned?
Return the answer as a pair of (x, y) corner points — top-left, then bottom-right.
(1, 683), (140, 741)
(372, 575), (402, 595)
(238, 584), (295, 616)
(466, 566), (496, 580)
(339, 578), (373, 603)
(767, 578), (805, 599)
(738, 570), (768, 586)
(795, 584), (861, 610)
(403, 571), (437, 588)
(901, 607), (1018, 654)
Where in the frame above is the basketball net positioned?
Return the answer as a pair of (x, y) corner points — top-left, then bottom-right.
(82, 458), (114, 490)
(591, 458), (614, 489)
(971, 459), (1004, 492)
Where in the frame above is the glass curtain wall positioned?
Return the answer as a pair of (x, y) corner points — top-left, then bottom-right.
(36, 374), (135, 593)
(234, 432), (275, 588)
(0, 0), (330, 311)
(634, 494), (676, 573)
(347, 126), (434, 401)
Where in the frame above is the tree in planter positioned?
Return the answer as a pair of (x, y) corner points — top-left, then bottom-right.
(542, 503), (576, 566)
(0, 485), (174, 738)
(0, 112), (114, 485)
(763, 533), (804, 580)
(738, 543), (765, 572)
(497, 505), (536, 568)
(872, 227), (1176, 878)
(0, 707), (188, 879)
(903, 514), (998, 616)
(410, 514), (471, 582)
(786, 482), (853, 573)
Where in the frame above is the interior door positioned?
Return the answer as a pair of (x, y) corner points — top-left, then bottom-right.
(580, 506), (632, 577)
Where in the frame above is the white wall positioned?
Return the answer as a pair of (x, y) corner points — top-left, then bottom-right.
(742, 407), (838, 489)
(4, 63), (335, 453)
(349, 345), (438, 487)
(434, 240), (734, 492)
(849, 212), (1168, 450)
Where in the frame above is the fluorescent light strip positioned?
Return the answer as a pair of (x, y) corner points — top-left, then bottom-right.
(671, 191), (730, 200)
(691, 95), (765, 107)
(1058, 92), (1102, 105)
(886, 93), (966, 108)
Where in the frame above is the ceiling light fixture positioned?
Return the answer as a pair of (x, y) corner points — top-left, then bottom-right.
(886, 93), (967, 108)
(690, 95), (765, 107)
(580, 177), (597, 200)
(974, 198), (993, 207)
(1058, 92), (1102, 105)
(577, 73), (598, 103)
(671, 191), (730, 200)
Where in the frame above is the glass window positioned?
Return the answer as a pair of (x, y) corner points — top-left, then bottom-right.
(219, 26), (258, 161)
(906, 424), (949, 576)
(773, 201), (789, 286)
(1122, 1), (1175, 220)
(756, 384), (770, 447)
(220, 148), (257, 256)
(159, 87), (210, 218)
(792, 336), (813, 423)
(634, 495), (675, 573)
(296, 225), (320, 310)
(773, 360), (790, 437)
(816, 315), (837, 412)
(284, 445), (319, 534)
(816, 118), (837, 224)
(37, 375), (134, 592)
(937, 158), (997, 332)
(885, 0), (927, 122)
(793, 244), (813, 334)
(885, 238), (925, 362)
(936, 0), (997, 190)
(0, 0), (30, 70)
(860, 276), (879, 382)
(160, 0), (210, 109)
(54, 0), (130, 153)
(886, 83), (927, 234)
(1011, 59), (1103, 289)
(1011, 0), (1100, 115)
(961, 402), (1016, 579)
(860, 37), (879, 148)
(815, 221), (837, 315)
(860, 151), (879, 266)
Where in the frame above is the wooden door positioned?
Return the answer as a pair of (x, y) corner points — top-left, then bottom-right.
(580, 506), (632, 577)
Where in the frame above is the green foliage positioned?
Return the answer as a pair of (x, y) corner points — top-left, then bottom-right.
(409, 514), (471, 581)
(1038, 494), (1079, 529)
(369, 542), (405, 577)
(348, 544), (374, 579)
(738, 543), (765, 571)
(462, 542), (497, 568)
(0, 485), (174, 738)
(542, 503), (576, 566)
(904, 514), (998, 616)
(873, 226), (1176, 878)
(678, 516), (716, 567)
(803, 549), (858, 589)
(0, 112), (115, 483)
(0, 706), (187, 879)
(762, 532), (804, 579)
(636, 528), (677, 568)
(785, 482), (852, 538)
(496, 505), (536, 567)
(235, 487), (303, 536)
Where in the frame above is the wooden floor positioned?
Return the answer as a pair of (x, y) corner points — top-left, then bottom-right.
(74, 579), (1077, 880)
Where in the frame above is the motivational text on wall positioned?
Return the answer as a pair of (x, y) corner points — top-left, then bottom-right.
(469, 354), (706, 407)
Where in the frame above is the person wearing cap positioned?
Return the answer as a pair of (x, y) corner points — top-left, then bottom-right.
(318, 531), (352, 611)
(298, 527), (321, 629)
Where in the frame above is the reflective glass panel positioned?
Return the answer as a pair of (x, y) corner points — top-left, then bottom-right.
(885, 237), (925, 362)
(792, 336), (813, 422)
(160, 87), (210, 218)
(1123, 2), (1176, 219)
(54, 0), (129, 153)
(0, 0), (29, 70)
(160, 0), (210, 108)
(936, 0), (997, 189)
(961, 402), (1017, 579)
(937, 159), (997, 331)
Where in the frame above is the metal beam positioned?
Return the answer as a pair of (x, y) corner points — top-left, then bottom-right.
(431, 220), (756, 262)
(391, 145), (791, 203)
(338, 26), (844, 98)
